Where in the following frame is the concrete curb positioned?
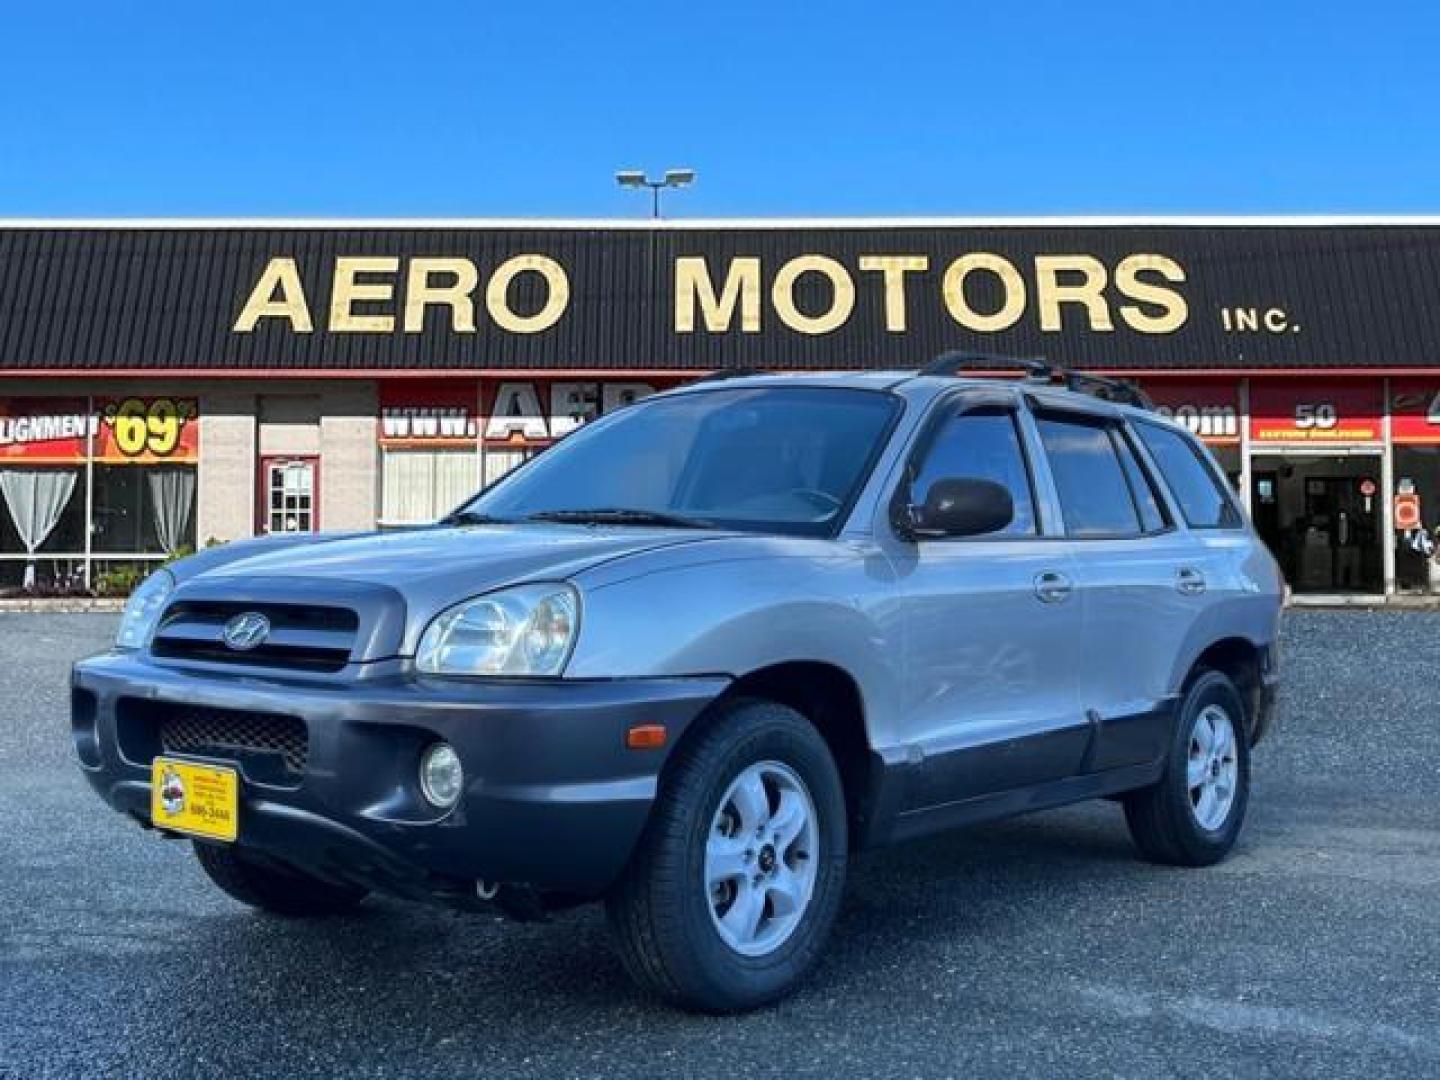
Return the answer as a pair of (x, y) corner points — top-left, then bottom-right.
(0, 598), (127, 613)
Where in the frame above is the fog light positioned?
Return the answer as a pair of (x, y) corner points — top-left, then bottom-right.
(419, 742), (464, 809)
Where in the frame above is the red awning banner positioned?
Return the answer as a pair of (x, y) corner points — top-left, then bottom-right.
(1390, 380), (1440, 444)
(1249, 380), (1382, 444)
(1140, 380), (1241, 445)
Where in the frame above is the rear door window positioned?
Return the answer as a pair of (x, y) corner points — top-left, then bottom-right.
(1035, 415), (1143, 538)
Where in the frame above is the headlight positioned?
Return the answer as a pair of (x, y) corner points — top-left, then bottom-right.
(115, 569), (175, 650)
(415, 583), (579, 677)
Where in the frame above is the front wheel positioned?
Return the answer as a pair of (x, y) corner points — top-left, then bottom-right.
(1123, 670), (1251, 867)
(606, 699), (848, 1012)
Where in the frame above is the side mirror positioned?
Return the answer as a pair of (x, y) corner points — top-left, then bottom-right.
(905, 478), (1014, 539)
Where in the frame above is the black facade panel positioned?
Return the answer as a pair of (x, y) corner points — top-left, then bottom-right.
(1, 224), (1438, 373)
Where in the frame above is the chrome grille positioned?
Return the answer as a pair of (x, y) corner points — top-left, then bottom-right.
(152, 601), (358, 672)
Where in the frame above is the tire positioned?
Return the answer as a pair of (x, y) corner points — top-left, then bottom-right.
(606, 698), (848, 1013)
(193, 842), (368, 916)
(1123, 670), (1251, 867)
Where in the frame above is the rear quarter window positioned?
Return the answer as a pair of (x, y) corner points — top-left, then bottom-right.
(1133, 421), (1243, 529)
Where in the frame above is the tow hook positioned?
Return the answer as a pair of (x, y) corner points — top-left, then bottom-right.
(475, 879), (549, 922)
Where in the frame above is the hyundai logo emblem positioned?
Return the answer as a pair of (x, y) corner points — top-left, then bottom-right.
(221, 611), (271, 651)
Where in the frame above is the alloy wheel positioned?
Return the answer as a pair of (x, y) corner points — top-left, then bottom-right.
(1188, 703), (1239, 831)
(704, 760), (820, 957)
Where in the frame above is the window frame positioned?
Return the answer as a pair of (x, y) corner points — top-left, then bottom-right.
(1031, 408), (1175, 542)
(889, 389), (1044, 543)
(1130, 417), (1246, 531)
(1109, 424), (1176, 536)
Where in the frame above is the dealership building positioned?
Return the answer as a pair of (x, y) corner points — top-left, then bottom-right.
(3, 216), (1440, 600)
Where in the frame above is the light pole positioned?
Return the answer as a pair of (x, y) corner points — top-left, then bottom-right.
(615, 168), (696, 218)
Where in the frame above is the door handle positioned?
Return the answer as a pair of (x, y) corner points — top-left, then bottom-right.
(1176, 566), (1207, 595)
(1034, 570), (1073, 604)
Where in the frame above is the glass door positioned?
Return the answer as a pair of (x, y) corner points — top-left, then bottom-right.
(1250, 452), (1383, 595)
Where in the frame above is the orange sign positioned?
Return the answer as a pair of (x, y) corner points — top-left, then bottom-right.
(0, 397), (199, 463)
(1395, 492), (1422, 531)
(1249, 381), (1382, 444)
(96, 397), (200, 463)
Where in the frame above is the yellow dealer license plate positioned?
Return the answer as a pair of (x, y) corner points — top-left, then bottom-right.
(151, 758), (239, 842)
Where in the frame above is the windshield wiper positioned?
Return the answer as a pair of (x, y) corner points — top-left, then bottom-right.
(439, 509), (512, 526)
(525, 508), (713, 529)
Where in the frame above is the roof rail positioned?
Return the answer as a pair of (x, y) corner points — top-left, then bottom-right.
(1061, 371), (1155, 410)
(921, 350), (1052, 380)
(920, 350), (1153, 411)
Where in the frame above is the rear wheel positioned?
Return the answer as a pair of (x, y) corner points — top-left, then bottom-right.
(193, 842), (368, 916)
(606, 699), (848, 1012)
(1123, 670), (1250, 867)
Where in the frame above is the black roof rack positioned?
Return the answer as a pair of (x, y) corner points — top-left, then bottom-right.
(919, 350), (1153, 411)
(1061, 371), (1155, 410)
(921, 350), (1052, 380)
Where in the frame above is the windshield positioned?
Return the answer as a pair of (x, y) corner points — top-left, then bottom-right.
(458, 386), (901, 536)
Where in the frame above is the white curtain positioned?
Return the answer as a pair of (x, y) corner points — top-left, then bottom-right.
(0, 469), (79, 588)
(382, 450), (480, 524)
(483, 448), (529, 488)
(147, 467), (196, 555)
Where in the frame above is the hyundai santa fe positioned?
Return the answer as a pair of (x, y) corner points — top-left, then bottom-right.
(72, 354), (1283, 1012)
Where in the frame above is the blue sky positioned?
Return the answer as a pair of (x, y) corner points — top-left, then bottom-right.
(1, 0), (1436, 217)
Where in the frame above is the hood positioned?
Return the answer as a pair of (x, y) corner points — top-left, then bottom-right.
(174, 524), (722, 654)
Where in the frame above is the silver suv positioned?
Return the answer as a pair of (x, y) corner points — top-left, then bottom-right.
(73, 354), (1283, 1012)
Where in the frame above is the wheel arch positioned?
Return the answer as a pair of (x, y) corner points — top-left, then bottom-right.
(1183, 636), (1266, 743)
(670, 660), (879, 850)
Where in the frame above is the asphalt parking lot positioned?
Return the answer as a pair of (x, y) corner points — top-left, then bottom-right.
(2, 612), (1437, 1079)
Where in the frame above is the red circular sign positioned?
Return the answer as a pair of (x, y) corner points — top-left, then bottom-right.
(1396, 493), (1422, 531)
(1359, 479), (1377, 497)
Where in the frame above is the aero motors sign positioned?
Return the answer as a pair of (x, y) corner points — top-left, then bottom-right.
(1249, 381), (1382, 444)
(235, 251), (1190, 340)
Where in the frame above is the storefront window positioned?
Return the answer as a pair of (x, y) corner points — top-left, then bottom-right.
(0, 466), (88, 589)
(0, 396), (198, 593)
(377, 379), (667, 523)
(482, 447), (534, 487)
(381, 450), (479, 525)
(92, 464), (197, 554)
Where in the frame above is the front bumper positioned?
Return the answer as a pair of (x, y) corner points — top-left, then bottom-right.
(72, 652), (727, 900)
